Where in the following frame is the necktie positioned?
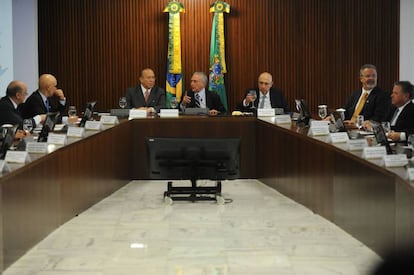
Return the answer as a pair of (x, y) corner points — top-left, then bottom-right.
(259, 95), (266, 109)
(45, 99), (50, 112)
(351, 92), (368, 122)
(144, 90), (150, 103)
(390, 108), (400, 126)
(195, 93), (201, 107)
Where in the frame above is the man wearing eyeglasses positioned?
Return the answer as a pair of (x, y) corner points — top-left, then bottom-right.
(236, 72), (290, 113)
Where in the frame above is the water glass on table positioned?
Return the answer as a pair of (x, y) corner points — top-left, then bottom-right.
(408, 134), (414, 148)
(318, 105), (328, 120)
(355, 115), (364, 130)
(170, 97), (178, 109)
(381, 122), (391, 134)
(22, 119), (33, 133)
(119, 97), (127, 109)
(68, 105), (78, 125)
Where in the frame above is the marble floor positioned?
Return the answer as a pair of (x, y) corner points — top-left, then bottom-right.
(4, 180), (382, 275)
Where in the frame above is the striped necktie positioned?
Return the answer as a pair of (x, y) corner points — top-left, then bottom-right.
(195, 93), (201, 107)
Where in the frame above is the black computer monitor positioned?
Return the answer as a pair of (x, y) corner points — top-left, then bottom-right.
(295, 99), (311, 126)
(146, 137), (240, 180)
(79, 101), (97, 127)
(0, 124), (17, 159)
(37, 112), (61, 143)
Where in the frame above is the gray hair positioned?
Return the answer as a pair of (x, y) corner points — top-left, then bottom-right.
(359, 64), (377, 76)
(6, 81), (24, 97)
(193, 72), (208, 86)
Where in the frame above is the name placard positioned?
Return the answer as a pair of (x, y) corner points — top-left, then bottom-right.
(310, 120), (330, 127)
(84, 120), (103, 130)
(347, 139), (368, 151)
(26, 142), (48, 154)
(329, 132), (349, 143)
(257, 109), (275, 117)
(383, 154), (409, 167)
(274, 115), (292, 124)
(129, 109), (147, 119)
(5, 151), (31, 163)
(67, 126), (85, 138)
(274, 108), (284, 115)
(100, 115), (119, 125)
(362, 146), (387, 159)
(308, 120), (330, 136)
(47, 133), (67, 145)
(160, 109), (179, 118)
(0, 160), (10, 173)
(407, 167), (414, 181)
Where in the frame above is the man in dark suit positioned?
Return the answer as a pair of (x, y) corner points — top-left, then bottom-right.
(0, 80), (45, 138)
(384, 81), (414, 142)
(20, 74), (66, 119)
(236, 72), (290, 114)
(125, 68), (166, 113)
(180, 72), (225, 116)
(343, 64), (391, 124)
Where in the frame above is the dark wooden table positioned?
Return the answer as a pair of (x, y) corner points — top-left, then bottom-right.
(0, 115), (413, 272)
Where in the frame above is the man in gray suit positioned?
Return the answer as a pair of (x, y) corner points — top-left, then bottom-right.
(125, 68), (166, 113)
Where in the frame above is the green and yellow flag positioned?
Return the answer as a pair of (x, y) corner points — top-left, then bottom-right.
(164, 1), (184, 107)
(209, 1), (230, 111)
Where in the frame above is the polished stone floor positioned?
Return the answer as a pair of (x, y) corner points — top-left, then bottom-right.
(4, 180), (382, 275)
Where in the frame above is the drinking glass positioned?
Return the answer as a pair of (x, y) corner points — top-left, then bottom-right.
(119, 97), (127, 109)
(408, 134), (414, 147)
(381, 122), (391, 133)
(22, 119), (33, 133)
(355, 115), (364, 130)
(170, 97), (178, 109)
(68, 106), (77, 118)
(318, 105), (328, 120)
(247, 90), (257, 109)
(336, 108), (345, 120)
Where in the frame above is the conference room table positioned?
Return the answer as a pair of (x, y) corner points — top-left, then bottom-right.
(0, 115), (414, 273)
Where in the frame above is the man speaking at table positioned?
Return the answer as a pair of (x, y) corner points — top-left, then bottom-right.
(179, 72), (225, 116)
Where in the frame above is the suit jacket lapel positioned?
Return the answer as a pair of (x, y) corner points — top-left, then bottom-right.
(137, 86), (146, 105)
(205, 91), (211, 108)
(35, 91), (48, 113)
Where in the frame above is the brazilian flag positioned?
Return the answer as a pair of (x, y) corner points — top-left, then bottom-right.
(208, 1), (230, 111)
(164, 1), (184, 108)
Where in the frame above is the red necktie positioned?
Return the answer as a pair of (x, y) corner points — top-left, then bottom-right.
(144, 90), (149, 103)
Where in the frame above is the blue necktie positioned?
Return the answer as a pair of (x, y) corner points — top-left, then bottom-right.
(259, 95), (266, 109)
(45, 99), (50, 112)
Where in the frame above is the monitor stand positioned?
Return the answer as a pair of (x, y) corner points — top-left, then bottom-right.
(163, 179), (224, 205)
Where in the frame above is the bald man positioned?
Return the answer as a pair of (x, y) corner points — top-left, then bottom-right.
(20, 74), (66, 119)
(236, 72), (290, 114)
(125, 68), (166, 113)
